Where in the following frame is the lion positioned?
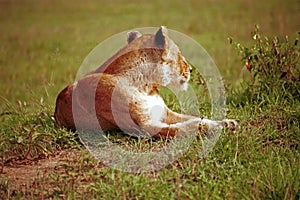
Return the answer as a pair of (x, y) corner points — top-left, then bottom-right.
(54, 26), (237, 138)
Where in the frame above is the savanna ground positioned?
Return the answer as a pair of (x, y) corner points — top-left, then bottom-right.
(0, 0), (299, 199)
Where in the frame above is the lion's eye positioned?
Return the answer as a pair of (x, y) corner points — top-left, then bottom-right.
(163, 60), (172, 65)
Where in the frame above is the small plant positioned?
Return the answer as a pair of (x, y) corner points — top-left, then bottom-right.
(0, 100), (80, 165)
(229, 25), (300, 104)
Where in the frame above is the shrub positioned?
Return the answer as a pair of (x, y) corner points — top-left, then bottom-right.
(229, 25), (300, 105)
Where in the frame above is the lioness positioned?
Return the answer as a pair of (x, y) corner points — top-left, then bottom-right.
(54, 26), (237, 138)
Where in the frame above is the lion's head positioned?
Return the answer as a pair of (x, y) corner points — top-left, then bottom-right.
(94, 26), (192, 90)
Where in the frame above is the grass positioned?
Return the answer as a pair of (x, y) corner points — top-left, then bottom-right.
(0, 0), (299, 199)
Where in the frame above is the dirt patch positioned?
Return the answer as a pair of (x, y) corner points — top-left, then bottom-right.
(1, 149), (83, 195)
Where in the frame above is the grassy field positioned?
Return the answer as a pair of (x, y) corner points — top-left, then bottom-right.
(0, 0), (299, 199)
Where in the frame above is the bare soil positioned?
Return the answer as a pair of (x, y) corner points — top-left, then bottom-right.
(1, 149), (82, 196)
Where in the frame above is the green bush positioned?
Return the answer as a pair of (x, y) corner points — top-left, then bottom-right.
(229, 26), (300, 105)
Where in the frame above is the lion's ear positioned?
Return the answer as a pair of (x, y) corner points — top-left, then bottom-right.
(155, 26), (168, 47)
(127, 31), (142, 43)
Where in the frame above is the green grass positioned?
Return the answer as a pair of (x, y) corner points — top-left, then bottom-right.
(0, 0), (299, 199)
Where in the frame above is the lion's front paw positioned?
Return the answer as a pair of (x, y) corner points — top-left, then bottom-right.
(197, 120), (222, 136)
(222, 119), (238, 130)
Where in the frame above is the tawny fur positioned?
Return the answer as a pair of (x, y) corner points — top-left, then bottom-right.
(54, 26), (237, 138)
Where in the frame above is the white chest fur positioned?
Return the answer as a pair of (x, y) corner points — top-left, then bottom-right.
(141, 94), (166, 123)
